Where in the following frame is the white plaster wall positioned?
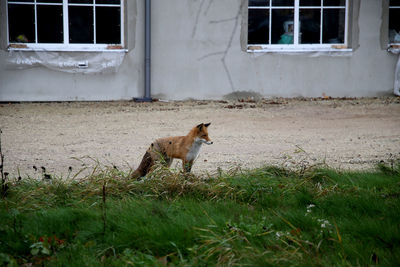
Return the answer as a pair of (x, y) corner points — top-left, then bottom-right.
(0, 0), (397, 101)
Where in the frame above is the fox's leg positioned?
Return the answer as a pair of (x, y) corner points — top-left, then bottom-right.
(165, 157), (173, 167)
(153, 150), (172, 168)
(182, 160), (193, 173)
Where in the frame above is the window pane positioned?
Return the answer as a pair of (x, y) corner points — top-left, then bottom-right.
(271, 9), (294, 44)
(300, 9), (320, 44)
(322, 9), (345, 43)
(37, 0), (63, 3)
(37, 5), (63, 43)
(248, 0), (269, 6)
(69, 6), (94, 43)
(8, 0), (33, 2)
(323, 0), (345, 7)
(389, 9), (400, 43)
(69, 0), (93, 3)
(390, 0), (400, 7)
(248, 9), (269, 44)
(8, 4), (35, 43)
(272, 0), (294, 7)
(96, 6), (121, 44)
(96, 0), (121, 4)
(300, 0), (321, 6)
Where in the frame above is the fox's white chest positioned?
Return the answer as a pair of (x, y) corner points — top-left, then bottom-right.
(185, 139), (203, 162)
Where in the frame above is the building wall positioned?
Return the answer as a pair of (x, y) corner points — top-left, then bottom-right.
(0, 0), (397, 101)
(0, 1), (143, 101)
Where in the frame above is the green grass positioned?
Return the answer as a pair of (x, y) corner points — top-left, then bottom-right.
(0, 163), (399, 266)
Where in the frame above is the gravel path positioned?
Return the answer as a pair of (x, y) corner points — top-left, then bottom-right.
(1, 98), (399, 178)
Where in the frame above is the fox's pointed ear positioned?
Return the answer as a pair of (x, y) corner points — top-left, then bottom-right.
(196, 123), (204, 131)
(204, 122), (211, 127)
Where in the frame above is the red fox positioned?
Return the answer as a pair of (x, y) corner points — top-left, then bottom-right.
(131, 123), (213, 179)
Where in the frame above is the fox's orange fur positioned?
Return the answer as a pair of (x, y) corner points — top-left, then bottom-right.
(131, 123), (212, 179)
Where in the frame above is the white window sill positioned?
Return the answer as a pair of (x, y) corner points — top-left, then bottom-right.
(247, 45), (352, 53)
(7, 44), (128, 53)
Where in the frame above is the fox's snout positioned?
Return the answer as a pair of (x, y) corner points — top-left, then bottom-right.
(199, 137), (213, 145)
(203, 136), (213, 145)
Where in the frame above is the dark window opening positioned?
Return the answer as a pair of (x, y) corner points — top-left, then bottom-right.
(37, 5), (63, 43)
(389, 2), (400, 44)
(68, 6), (94, 44)
(271, 9), (294, 44)
(7, 0), (123, 48)
(96, 7), (121, 44)
(272, 0), (294, 7)
(300, 0), (320, 6)
(96, 0), (121, 4)
(68, 0), (93, 3)
(324, 0), (346, 6)
(249, 0), (269, 6)
(322, 9), (345, 43)
(248, 9), (269, 44)
(300, 9), (321, 44)
(8, 4), (35, 43)
(37, 0), (63, 3)
(248, 1), (347, 47)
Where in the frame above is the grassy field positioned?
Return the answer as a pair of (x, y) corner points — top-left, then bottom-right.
(0, 162), (399, 266)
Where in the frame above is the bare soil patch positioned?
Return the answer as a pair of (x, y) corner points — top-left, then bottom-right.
(1, 97), (399, 178)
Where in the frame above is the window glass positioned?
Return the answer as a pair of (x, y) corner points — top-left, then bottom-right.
(300, 9), (320, 44)
(272, 0), (294, 7)
(323, 0), (345, 7)
(247, 0), (348, 49)
(7, 0), (123, 49)
(300, 0), (320, 6)
(248, 9), (270, 44)
(389, 8), (400, 43)
(69, 6), (94, 43)
(322, 9), (345, 43)
(272, 9), (294, 44)
(68, 0), (93, 3)
(390, 0), (400, 6)
(249, 0), (269, 6)
(96, 0), (121, 4)
(96, 6), (121, 44)
(37, 0), (63, 3)
(8, 4), (35, 43)
(37, 5), (63, 43)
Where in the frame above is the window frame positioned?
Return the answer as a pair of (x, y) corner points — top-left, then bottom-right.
(6, 0), (125, 52)
(247, 0), (351, 53)
(388, 1), (400, 47)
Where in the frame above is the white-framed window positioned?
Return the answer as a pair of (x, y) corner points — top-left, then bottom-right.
(247, 0), (350, 52)
(389, 0), (400, 45)
(7, 0), (124, 51)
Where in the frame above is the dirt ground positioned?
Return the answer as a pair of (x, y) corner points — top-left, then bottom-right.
(1, 97), (400, 178)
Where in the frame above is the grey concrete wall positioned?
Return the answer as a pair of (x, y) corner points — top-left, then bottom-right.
(151, 0), (397, 99)
(0, 0), (144, 101)
(0, 0), (398, 101)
